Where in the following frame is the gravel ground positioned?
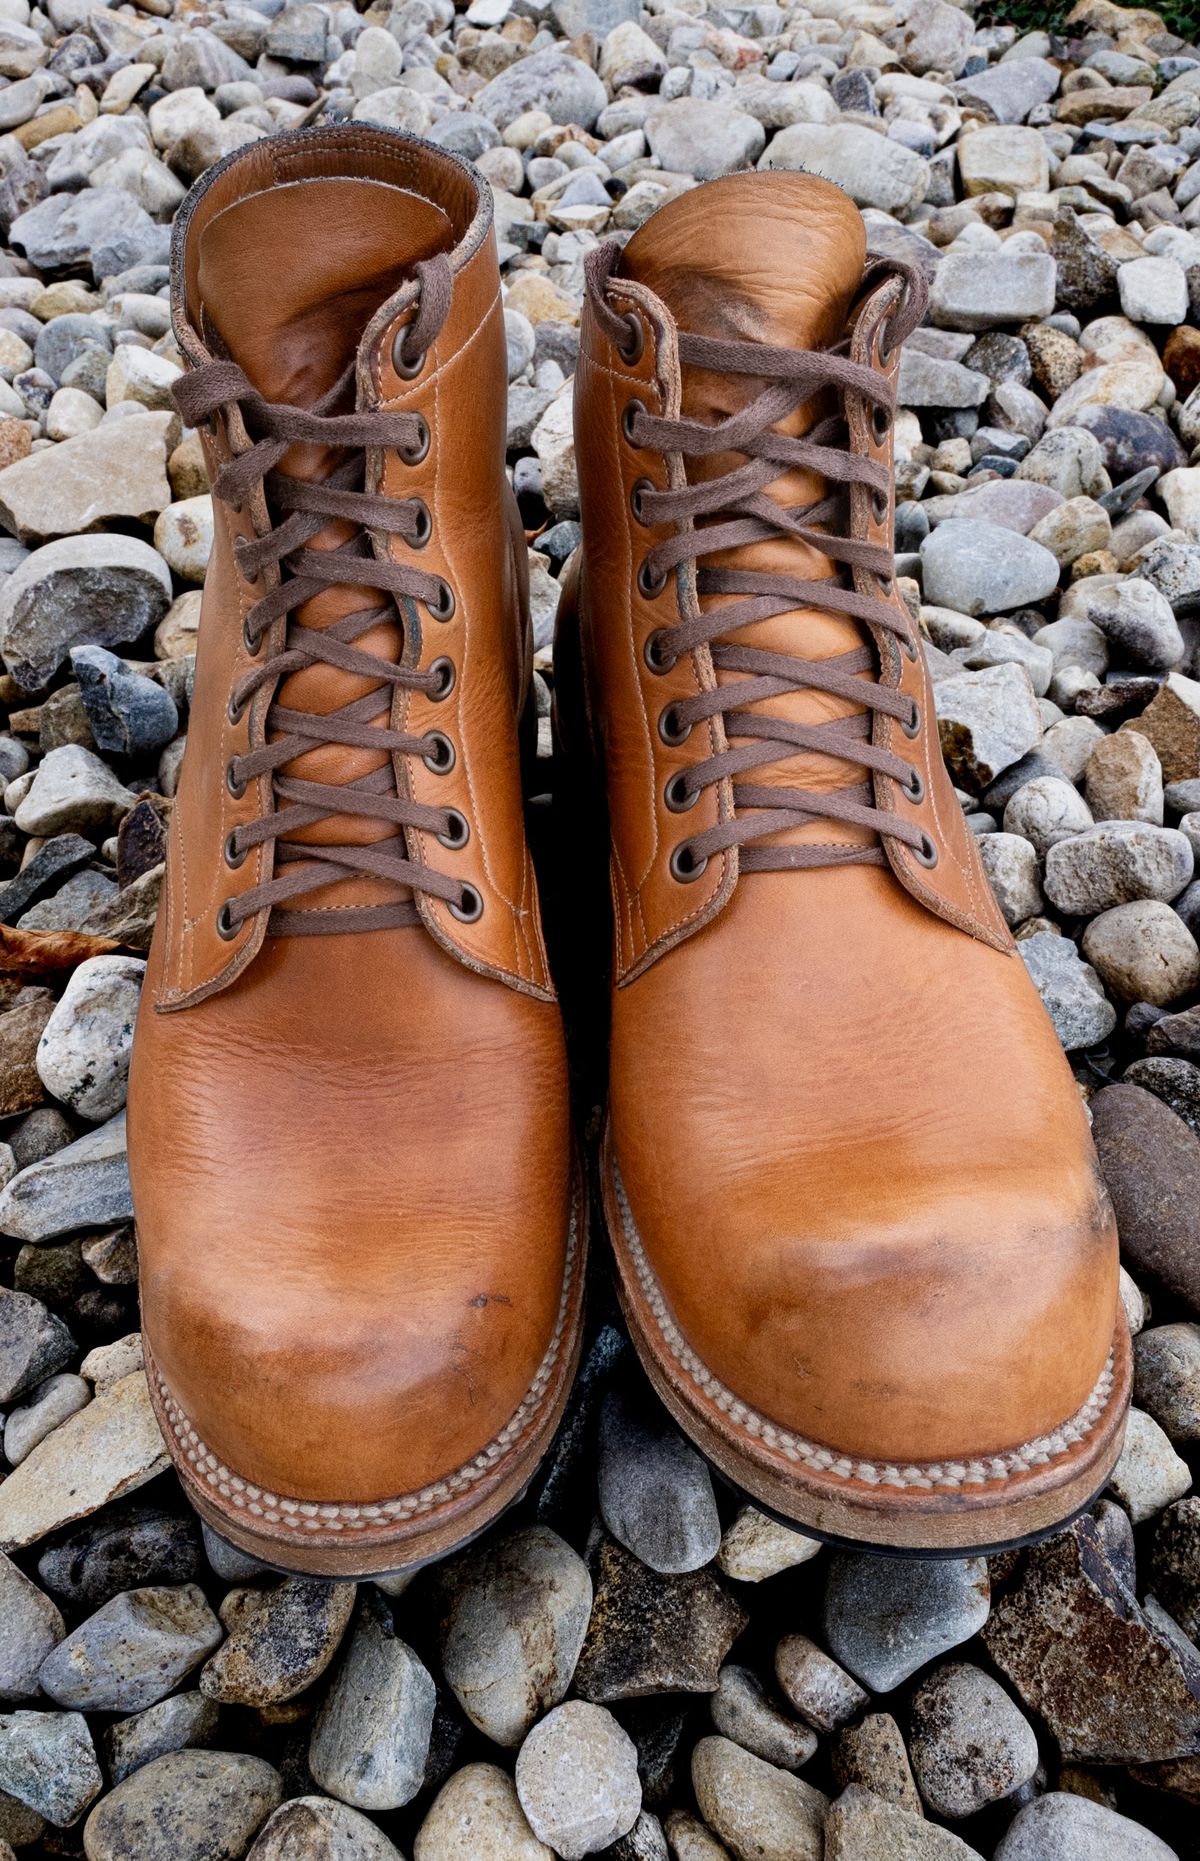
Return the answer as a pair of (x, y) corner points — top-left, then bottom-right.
(1, 0), (1200, 1856)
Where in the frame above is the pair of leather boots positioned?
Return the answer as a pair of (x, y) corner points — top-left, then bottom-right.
(128, 125), (1130, 1578)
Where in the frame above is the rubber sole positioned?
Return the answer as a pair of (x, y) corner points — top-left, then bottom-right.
(602, 1139), (1132, 1557)
(145, 1178), (588, 1579)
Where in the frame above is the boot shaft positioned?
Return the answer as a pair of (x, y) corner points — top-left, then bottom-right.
(158, 126), (551, 1009)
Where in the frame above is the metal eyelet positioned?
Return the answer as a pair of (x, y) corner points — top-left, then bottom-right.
(914, 832), (939, 869)
(900, 632), (918, 662)
(216, 900), (239, 940)
(428, 656), (456, 701)
(664, 770), (699, 813)
(630, 477), (655, 525)
(410, 498), (432, 549)
(878, 315), (898, 367)
(226, 760), (247, 801)
(399, 413), (429, 466)
(644, 628), (675, 674)
(243, 619), (263, 656)
(422, 730), (455, 774)
(437, 808), (470, 850)
(449, 882), (483, 923)
(901, 698), (921, 739)
(658, 704), (691, 746)
(427, 579), (455, 622)
(227, 690), (248, 726)
(879, 575), (895, 598)
(638, 558), (669, 600)
(224, 828), (248, 869)
(618, 313), (644, 365)
(900, 767), (925, 804)
(670, 841), (708, 883)
(871, 402), (891, 445)
(622, 397), (645, 446)
(871, 488), (889, 524)
(391, 328), (425, 379)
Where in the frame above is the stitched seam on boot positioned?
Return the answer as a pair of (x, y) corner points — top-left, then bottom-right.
(612, 1163), (1116, 1492)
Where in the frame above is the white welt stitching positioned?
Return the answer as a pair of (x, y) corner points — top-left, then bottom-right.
(154, 1196), (580, 1533)
(612, 1164), (1116, 1492)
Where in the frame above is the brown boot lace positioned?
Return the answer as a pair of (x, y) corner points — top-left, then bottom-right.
(585, 244), (932, 882)
(173, 255), (476, 937)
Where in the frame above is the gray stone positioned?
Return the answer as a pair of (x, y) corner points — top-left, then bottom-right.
(38, 1503), (199, 1610)
(72, 646), (178, 758)
(474, 51), (606, 132)
(1003, 775), (1094, 853)
(1017, 427), (1109, 501)
(598, 1386), (720, 1575)
(0, 1288), (74, 1402)
(0, 1710), (101, 1827)
(515, 1702), (641, 1861)
(1081, 580), (1185, 673)
(0, 1111), (131, 1243)
(690, 1737), (826, 1861)
(37, 1582), (222, 1713)
(930, 250), (1057, 331)
(1082, 900), (1200, 1005)
(822, 1554), (991, 1693)
(994, 1794), (1178, 1861)
(103, 1691), (219, 1785)
(0, 535), (172, 690)
(10, 189), (164, 284)
(761, 124), (929, 216)
(774, 1635), (867, 1734)
(958, 629), (1053, 697)
(644, 100), (764, 181)
(824, 1785), (984, 1860)
(1109, 1406), (1193, 1524)
(201, 1578), (356, 1707)
(309, 1593), (435, 1811)
(0, 1555), (62, 1702)
(829, 1716), (922, 1817)
(955, 58), (1060, 125)
(0, 836), (93, 927)
(12, 745), (136, 841)
(921, 520), (1061, 615)
(249, 1797), (406, 1861)
(35, 955), (144, 1123)
(82, 1749), (282, 1861)
(439, 1525), (591, 1748)
(1044, 823), (1194, 915)
(710, 1664), (817, 1772)
(935, 662), (1044, 789)
(1135, 1323), (1200, 1441)
(0, 1372), (169, 1551)
(1018, 932), (1117, 1050)
(1124, 1056), (1200, 1133)
(898, 351), (989, 408)
(716, 1506), (820, 1583)
(908, 1662), (1038, 1818)
(0, 411), (174, 544)
(3, 1371), (90, 1465)
(413, 1762), (553, 1861)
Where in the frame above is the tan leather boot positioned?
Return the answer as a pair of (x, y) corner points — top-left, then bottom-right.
(128, 127), (584, 1577)
(558, 172), (1130, 1554)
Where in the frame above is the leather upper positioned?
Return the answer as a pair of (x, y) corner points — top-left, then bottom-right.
(130, 128), (571, 1506)
(565, 172), (1121, 1463)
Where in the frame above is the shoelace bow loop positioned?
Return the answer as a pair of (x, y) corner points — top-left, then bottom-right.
(584, 242), (934, 879)
(174, 253), (482, 937)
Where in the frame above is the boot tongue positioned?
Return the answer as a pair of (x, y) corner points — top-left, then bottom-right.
(196, 176), (454, 406)
(195, 175), (456, 919)
(620, 172), (866, 424)
(621, 172), (876, 831)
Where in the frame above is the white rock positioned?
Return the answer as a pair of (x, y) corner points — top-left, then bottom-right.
(36, 956), (145, 1123)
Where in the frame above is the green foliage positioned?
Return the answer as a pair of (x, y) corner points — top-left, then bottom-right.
(986, 0), (1199, 38)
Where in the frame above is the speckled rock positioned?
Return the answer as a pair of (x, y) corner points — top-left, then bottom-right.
(414, 1762), (553, 1861)
(439, 1526), (591, 1748)
(515, 1702), (641, 1861)
(690, 1737), (826, 1861)
(824, 1785), (983, 1860)
(200, 1578), (355, 1707)
(993, 1793), (1179, 1861)
(0, 1554), (62, 1702)
(710, 1665), (817, 1772)
(907, 1662), (1038, 1818)
(715, 1508), (820, 1583)
(82, 1749), (282, 1861)
(0, 1709), (101, 1827)
(309, 1593), (436, 1811)
(37, 1582), (222, 1713)
(248, 1797), (405, 1861)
